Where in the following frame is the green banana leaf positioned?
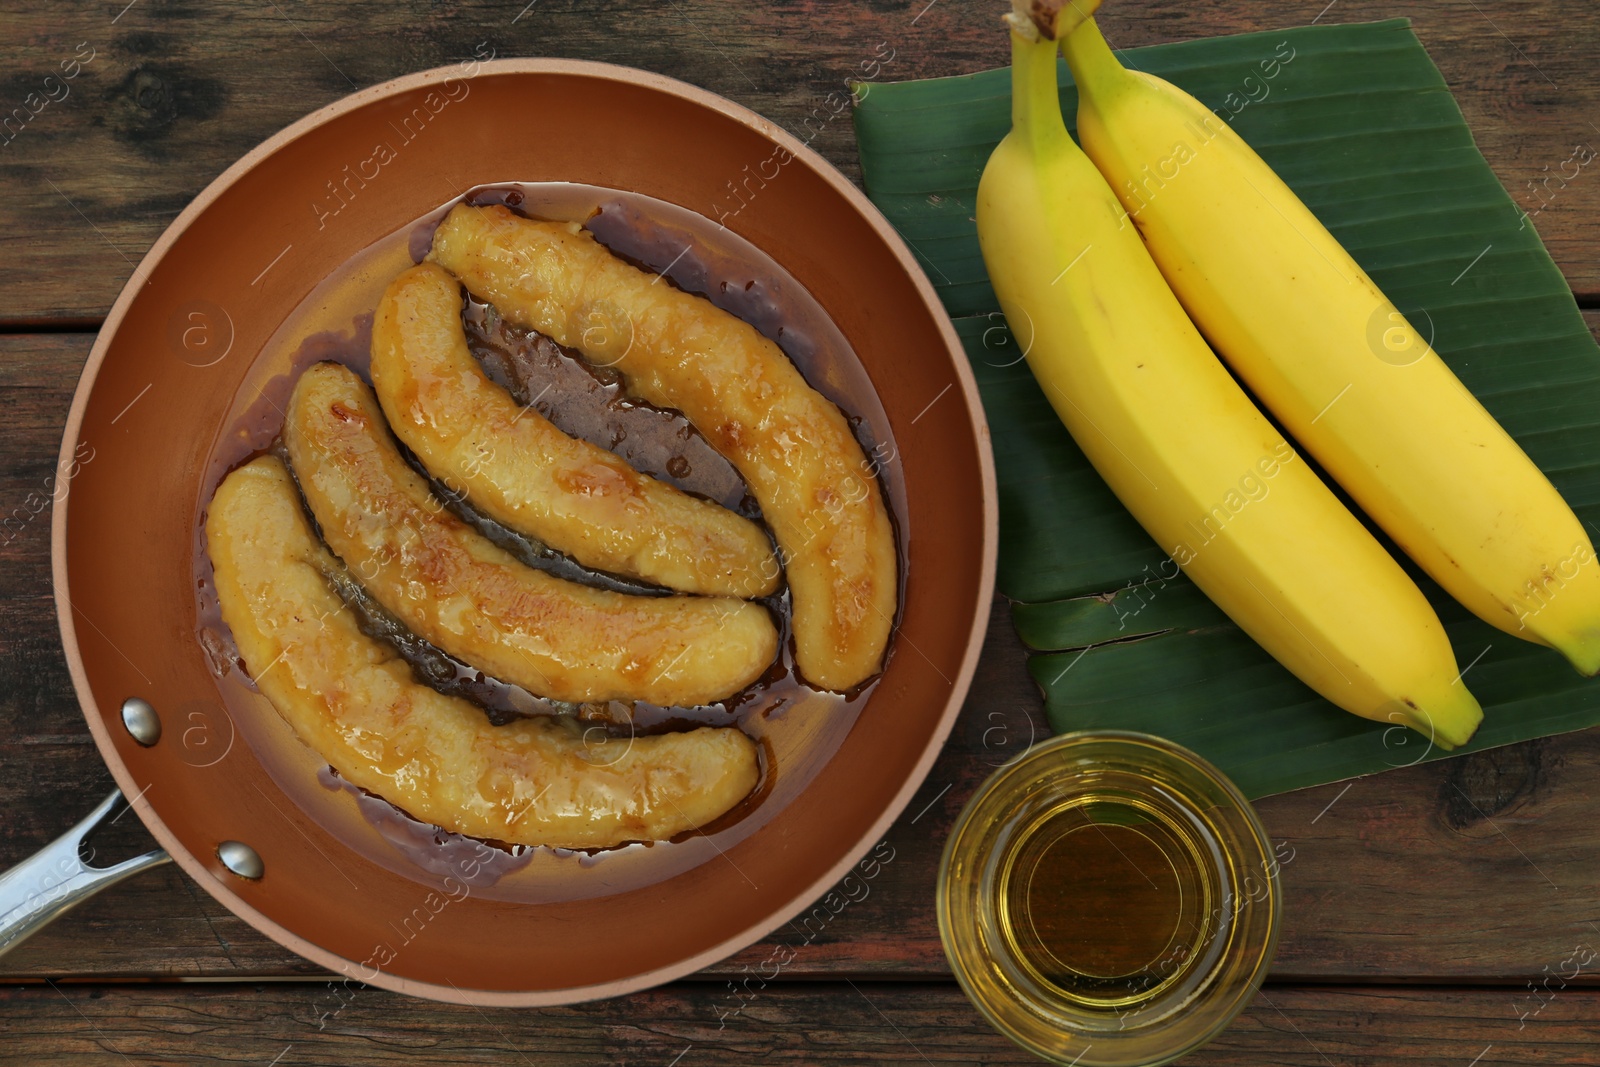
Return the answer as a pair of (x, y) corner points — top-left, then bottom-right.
(853, 18), (1600, 797)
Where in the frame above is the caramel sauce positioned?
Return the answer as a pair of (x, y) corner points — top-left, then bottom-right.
(191, 183), (904, 903)
(317, 765), (535, 889)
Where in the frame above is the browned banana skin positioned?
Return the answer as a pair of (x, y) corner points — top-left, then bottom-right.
(430, 204), (898, 691)
(206, 456), (761, 848)
(371, 262), (778, 597)
(283, 362), (779, 707)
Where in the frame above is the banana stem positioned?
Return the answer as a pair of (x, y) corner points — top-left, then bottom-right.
(1008, 0), (1103, 41)
(1009, 28), (1072, 155)
(1059, 16), (1131, 103)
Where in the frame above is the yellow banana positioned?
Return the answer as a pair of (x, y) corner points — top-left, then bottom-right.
(1060, 15), (1600, 673)
(979, 2), (1481, 747)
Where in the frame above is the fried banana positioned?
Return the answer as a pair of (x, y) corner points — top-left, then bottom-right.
(429, 204), (897, 691)
(206, 456), (761, 848)
(283, 362), (777, 707)
(370, 263), (778, 597)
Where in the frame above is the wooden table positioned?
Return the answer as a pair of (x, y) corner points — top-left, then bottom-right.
(3, 1), (1598, 1062)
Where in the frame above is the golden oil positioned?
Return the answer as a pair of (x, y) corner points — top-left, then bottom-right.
(997, 793), (1218, 1010)
(939, 732), (1279, 1067)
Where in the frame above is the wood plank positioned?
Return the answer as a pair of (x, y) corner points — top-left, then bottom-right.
(0, 0), (1596, 322)
(1, 982), (1597, 1064)
(6, 323), (1600, 984)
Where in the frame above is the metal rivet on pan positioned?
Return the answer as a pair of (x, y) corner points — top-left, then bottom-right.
(217, 841), (264, 880)
(120, 697), (162, 746)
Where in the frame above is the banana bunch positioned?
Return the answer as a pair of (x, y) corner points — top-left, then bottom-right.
(979, 0), (1498, 747)
(1056, 9), (1600, 676)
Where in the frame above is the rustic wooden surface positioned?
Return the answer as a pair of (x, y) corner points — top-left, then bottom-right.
(2, 0), (1597, 325)
(3, 0), (1599, 1062)
(3, 984), (1599, 1065)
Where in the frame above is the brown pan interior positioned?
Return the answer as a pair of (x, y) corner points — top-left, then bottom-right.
(53, 60), (996, 1004)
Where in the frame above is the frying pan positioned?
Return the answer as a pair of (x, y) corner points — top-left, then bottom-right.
(0, 59), (996, 1003)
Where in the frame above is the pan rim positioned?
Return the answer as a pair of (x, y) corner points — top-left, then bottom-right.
(50, 55), (998, 1005)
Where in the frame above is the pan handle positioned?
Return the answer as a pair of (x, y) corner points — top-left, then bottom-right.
(0, 790), (171, 960)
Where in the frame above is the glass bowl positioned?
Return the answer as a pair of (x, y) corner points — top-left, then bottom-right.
(938, 731), (1281, 1066)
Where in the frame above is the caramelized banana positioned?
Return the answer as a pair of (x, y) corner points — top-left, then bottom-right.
(430, 204), (898, 691)
(283, 362), (777, 707)
(206, 457), (761, 847)
(370, 263), (778, 597)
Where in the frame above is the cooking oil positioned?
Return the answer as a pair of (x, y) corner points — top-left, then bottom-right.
(997, 793), (1217, 1009)
(939, 731), (1279, 1067)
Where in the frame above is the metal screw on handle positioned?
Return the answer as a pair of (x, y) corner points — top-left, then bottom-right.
(0, 790), (171, 959)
